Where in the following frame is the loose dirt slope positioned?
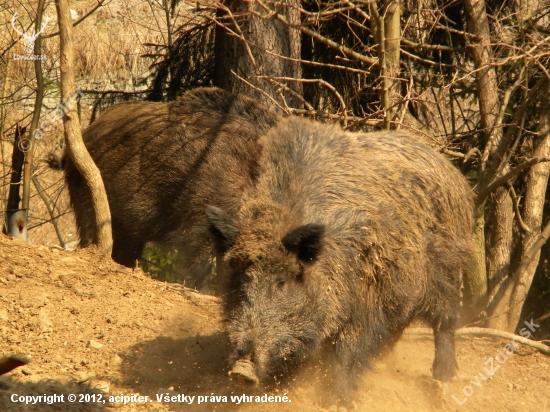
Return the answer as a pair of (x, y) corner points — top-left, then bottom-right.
(0, 234), (548, 412)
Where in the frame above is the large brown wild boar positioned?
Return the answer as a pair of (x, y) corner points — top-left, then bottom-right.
(206, 117), (474, 406)
(59, 88), (279, 290)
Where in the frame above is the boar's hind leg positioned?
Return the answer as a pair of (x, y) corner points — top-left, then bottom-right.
(180, 252), (214, 292)
(111, 221), (145, 268)
(429, 304), (458, 382)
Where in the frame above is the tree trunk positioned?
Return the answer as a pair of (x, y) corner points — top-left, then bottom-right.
(503, 81), (550, 331)
(370, 1), (401, 130)
(383, 0), (401, 118)
(464, 0), (508, 320)
(484, 188), (514, 330)
(214, 0), (302, 109)
(55, 0), (112, 254)
(464, 0), (500, 160)
(0, 47), (12, 223)
(21, 0), (47, 219)
(461, 206), (487, 323)
(6, 125), (26, 215)
(4, 125), (27, 240)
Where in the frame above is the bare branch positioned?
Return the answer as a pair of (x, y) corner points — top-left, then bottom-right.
(481, 66), (527, 170)
(535, 312), (550, 323)
(477, 76), (548, 197)
(254, 76), (347, 115)
(400, 48), (461, 69)
(31, 176), (66, 248)
(206, 6), (257, 70)
(289, 109), (379, 127)
(262, 48), (371, 74)
(231, 71), (287, 114)
(477, 156), (550, 205)
(463, 147), (482, 164)
(442, 149), (466, 159)
(506, 182), (531, 234)
(254, 0), (378, 66)
(259, 78), (314, 111)
(401, 38), (466, 52)
(43, 0), (109, 39)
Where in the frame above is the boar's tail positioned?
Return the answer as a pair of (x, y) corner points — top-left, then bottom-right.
(45, 152), (67, 170)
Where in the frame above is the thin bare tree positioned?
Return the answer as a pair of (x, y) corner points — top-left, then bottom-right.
(54, 0), (112, 254)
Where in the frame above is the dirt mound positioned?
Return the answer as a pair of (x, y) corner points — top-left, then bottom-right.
(0, 234), (548, 411)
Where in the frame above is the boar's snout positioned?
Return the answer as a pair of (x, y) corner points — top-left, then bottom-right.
(229, 359), (259, 386)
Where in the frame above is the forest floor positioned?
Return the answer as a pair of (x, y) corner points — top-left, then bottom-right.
(0, 233), (549, 412)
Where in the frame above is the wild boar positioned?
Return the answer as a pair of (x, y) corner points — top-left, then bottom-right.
(206, 117), (474, 404)
(59, 87), (279, 290)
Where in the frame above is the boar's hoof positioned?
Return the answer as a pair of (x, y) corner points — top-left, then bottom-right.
(328, 405), (354, 412)
(229, 360), (259, 386)
(438, 381), (451, 396)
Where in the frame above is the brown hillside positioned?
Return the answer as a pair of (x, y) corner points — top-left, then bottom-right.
(0, 234), (548, 411)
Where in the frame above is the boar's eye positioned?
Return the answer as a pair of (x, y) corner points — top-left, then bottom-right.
(277, 273), (302, 289)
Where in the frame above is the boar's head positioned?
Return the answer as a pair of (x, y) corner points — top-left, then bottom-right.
(206, 205), (328, 386)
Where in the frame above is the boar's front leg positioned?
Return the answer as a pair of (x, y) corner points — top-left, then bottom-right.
(111, 220), (145, 268)
(331, 338), (365, 410)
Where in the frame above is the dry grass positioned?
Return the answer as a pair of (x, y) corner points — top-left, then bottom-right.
(1, 0), (195, 246)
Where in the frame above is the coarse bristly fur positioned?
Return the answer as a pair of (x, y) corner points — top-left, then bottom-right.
(207, 117), (475, 405)
(56, 88), (279, 290)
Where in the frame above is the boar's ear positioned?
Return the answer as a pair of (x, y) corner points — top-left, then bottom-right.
(206, 205), (239, 255)
(282, 224), (325, 263)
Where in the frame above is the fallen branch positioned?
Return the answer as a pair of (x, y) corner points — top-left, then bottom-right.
(405, 327), (550, 355)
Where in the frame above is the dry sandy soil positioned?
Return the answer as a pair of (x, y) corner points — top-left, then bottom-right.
(0, 234), (549, 412)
